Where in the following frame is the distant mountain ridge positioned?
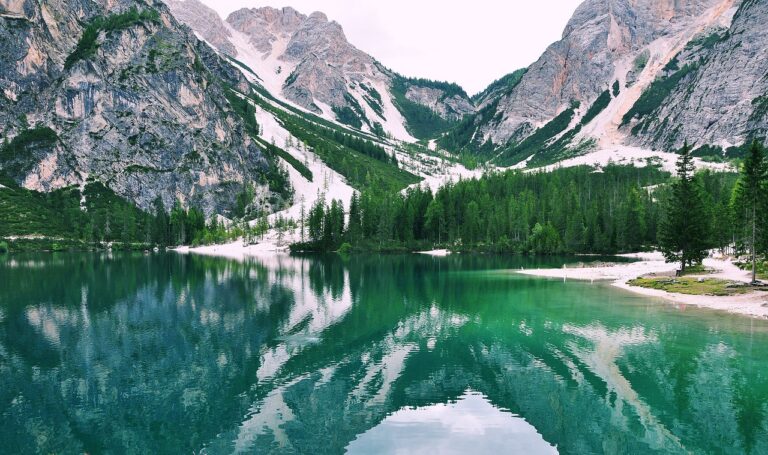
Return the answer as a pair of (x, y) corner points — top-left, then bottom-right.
(442, 0), (765, 166)
(3, 0), (766, 226)
(168, 0), (768, 169)
(164, 0), (475, 141)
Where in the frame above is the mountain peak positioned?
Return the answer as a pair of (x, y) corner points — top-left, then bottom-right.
(308, 11), (329, 22)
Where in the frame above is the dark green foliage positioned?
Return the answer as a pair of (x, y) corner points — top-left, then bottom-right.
(633, 50), (650, 73)
(687, 142), (759, 161)
(233, 185), (255, 219)
(359, 83), (384, 117)
(750, 95), (768, 122)
(472, 68), (527, 103)
(169, 200), (206, 246)
(622, 62), (699, 128)
(612, 81), (621, 97)
(223, 89), (294, 200)
(294, 165), (739, 255)
(528, 223), (563, 255)
(249, 83), (378, 143)
(495, 102), (580, 166)
(438, 69), (527, 156)
(332, 106), (363, 129)
(346, 93), (370, 126)
(689, 144), (726, 160)
(65, 8), (161, 69)
(390, 77), (455, 139)
(731, 141), (768, 282)
(659, 145), (713, 271)
(296, 197), (345, 251)
(685, 31), (726, 52)
(371, 122), (386, 138)
(254, 137), (313, 182)
(0, 127), (58, 176)
(332, 93), (371, 129)
(0, 179), (155, 248)
(580, 90), (611, 127)
(223, 55), (261, 80)
(284, 70), (299, 87)
(224, 90), (260, 137)
(248, 89), (416, 191)
(360, 83), (383, 105)
(437, 104), (496, 156)
(0, 175), (232, 250)
(437, 108), (493, 154)
(398, 77), (468, 100)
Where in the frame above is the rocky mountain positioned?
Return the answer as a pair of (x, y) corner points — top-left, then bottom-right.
(0, 0), (290, 216)
(443, 0), (757, 167)
(4, 0), (765, 230)
(623, 0), (768, 153)
(164, 0), (475, 141)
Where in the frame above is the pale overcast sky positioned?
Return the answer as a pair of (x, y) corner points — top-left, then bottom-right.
(199, 1), (584, 95)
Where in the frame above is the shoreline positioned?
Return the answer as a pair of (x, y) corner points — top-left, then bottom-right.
(174, 243), (768, 319)
(518, 253), (768, 319)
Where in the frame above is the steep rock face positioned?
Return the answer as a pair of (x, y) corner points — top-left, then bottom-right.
(164, 0), (236, 55)
(0, 0), (279, 216)
(225, 6), (305, 56)
(471, 0), (736, 149)
(165, 0), (474, 140)
(273, 10), (384, 112)
(624, 0), (768, 150)
(405, 85), (475, 120)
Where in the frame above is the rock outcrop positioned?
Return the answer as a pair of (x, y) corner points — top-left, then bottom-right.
(0, 0), (282, 216)
(623, 0), (768, 151)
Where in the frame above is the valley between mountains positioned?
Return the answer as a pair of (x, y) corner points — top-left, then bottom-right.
(1, 0), (766, 259)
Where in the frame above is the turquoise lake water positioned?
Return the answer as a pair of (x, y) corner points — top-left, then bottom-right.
(1, 252), (767, 454)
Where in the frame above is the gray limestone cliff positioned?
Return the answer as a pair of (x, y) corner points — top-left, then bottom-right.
(623, 0), (768, 151)
(0, 0), (284, 216)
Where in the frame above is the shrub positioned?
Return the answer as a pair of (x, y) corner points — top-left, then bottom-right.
(337, 242), (353, 255)
(65, 8), (160, 69)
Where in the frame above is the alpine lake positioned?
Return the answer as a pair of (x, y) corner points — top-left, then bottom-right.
(1, 252), (767, 454)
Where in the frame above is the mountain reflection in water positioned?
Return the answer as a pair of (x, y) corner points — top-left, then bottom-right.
(0, 252), (767, 454)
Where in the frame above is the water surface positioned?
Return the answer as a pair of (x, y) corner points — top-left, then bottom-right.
(1, 253), (767, 454)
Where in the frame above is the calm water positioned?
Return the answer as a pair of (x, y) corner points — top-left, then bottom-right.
(1, 253), (767, 455)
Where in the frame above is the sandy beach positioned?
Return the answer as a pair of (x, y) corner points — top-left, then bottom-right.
(518, 252), (768, 319)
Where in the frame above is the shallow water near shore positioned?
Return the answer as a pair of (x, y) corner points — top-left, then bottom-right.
(1, 252), (767, 454)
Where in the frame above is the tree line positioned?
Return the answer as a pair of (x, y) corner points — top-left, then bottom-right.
(292, 163), (741, 255)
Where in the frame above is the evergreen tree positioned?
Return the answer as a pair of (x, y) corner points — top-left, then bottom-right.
(347, 192), (363, 244)
(619, 187), (647, 252)
(659, 144), (712, 273)
(731, 141), (767, 283)
(528, 222), (562, 255)
(170, 200), (187, 246)
(308, 198), (325, 242)
(300, 197), (307, 242)
(425, 199), (446, 244)
(152, 197), (169, 246)
(325, 199), (345, 250)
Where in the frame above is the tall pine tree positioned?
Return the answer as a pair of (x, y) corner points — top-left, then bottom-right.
(731, 141), (767, 284)
(659, 144), (712, 273)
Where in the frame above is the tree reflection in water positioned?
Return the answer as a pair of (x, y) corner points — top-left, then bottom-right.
(0, 252), (767, 454)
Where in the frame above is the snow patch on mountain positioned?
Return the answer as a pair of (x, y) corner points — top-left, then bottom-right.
(536, 146), (733, 174)
(254, 105), (355, 226)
